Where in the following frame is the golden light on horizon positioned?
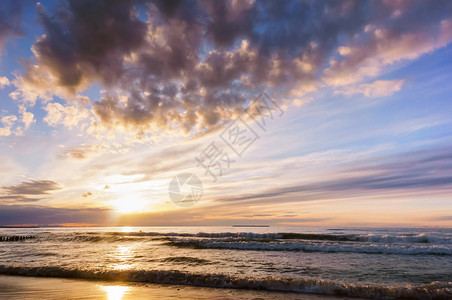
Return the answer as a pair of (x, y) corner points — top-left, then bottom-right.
(121, 226), (135, 232)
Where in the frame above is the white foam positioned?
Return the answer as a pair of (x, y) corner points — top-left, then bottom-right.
(0, 265), (450, 299)
(168, 238), (452, 255)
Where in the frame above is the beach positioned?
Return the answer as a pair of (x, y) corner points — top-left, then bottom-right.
(0, 275), (356, 300)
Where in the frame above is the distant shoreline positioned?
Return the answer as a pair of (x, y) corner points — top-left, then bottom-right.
(232, 225), (269, 227)
(0, 226), (39, 228)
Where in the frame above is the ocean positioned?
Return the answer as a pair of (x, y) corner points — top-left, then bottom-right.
(0, 226), (451, 299)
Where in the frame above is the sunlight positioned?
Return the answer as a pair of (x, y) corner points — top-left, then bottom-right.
(121, 226), (135, 232)
(99, 286), (130, 300)
(108, 245), (135, 271)
(112, 196), (146, 213)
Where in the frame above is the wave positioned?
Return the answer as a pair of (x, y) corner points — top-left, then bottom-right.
(165, 239), (452, 255)
(159, 256), (213, 265)
(25, 231), (452, 245)
(357, 233), (452, 244)
(44, 234), (146, 243)
(101, 232), (452, 244)
(0, 265), (450, 299)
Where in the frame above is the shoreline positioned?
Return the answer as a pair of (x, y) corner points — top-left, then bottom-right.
(1, 265), (450, 299)
(0, 275), (357, 300)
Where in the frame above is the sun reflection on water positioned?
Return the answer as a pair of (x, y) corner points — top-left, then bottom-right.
(99, 286), (130, 300)
(109, 245), (135, 270)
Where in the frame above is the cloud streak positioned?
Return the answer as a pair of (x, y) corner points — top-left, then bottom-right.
(217, 145), (452, 205)
(1, 180), (61, 203)
(334, 79), (404, 98)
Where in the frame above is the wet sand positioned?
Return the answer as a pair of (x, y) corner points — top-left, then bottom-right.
(0, 275), (361, 300)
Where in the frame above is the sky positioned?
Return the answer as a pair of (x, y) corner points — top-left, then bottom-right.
(0, 0), (451, 227)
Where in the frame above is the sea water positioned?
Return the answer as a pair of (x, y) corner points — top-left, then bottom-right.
(0, 226), (451, 299)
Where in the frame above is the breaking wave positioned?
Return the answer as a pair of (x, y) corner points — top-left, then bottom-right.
(0, 265), (450, 300)
(165, 239), (452, 255)
(64, 231), (452, 244)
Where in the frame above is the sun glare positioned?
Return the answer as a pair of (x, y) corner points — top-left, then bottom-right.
(121, 226), (135, 232)
(112, 196), (146, 214)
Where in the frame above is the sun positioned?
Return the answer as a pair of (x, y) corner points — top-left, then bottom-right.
(111, 196), (146, 214)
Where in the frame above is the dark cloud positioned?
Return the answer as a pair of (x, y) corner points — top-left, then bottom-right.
(0, 205), (111, 226)
(16, 0), (452, 134)
(0, 204), (331, 226)
(153, 0), (184, 18)
(3, 180), (61, 195)
(0, 0), (23, 49)
(1, 180), (61, 203)
(203, 0), (254, 47)
(33, 0), (147, 90)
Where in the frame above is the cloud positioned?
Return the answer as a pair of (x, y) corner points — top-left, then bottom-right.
(59, 142), (137, 160)
(0, 1), (22, 51)
(0, 195), (42, 202)
(0, 76), (9, 88)
(429, 216), (452, 221)
(323, 2), (452, 86)
(20, 110), (35, 130)
(292, 97), (313, 107)
(334, 79), (404, 98)
(3, 180), (61, 195)
(0, 205), (111, 226)
(217, 145), (452, 205)
(0, 204), (328, 226)
(81, 192), (92, 198)
(0, 107), (35, 136)
(43, 102), (91, 129)
(391, 118), (442, 135)
(1, 180), (61, 203)
(60, 144), (103, 160)
(0, 115), (17, 137)
(18, 105), (35, 132)
(9, 0), (452, 136)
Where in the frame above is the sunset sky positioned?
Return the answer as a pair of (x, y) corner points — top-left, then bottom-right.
(0, 0), (451, 227)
